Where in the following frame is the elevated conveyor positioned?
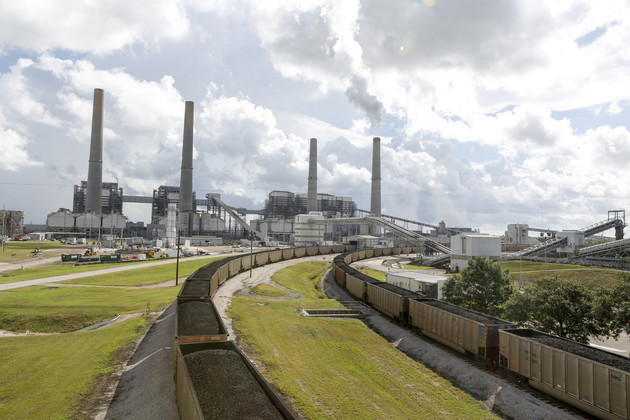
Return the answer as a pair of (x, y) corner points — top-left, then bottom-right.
(320, 216), (450, 255)
(506, 215), (625, 260)
(208, 196), (268, 241)
(574, 237), (630, 258)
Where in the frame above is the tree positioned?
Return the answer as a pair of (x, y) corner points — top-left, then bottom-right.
(504, 275), (598, 344)
(442, 257), (513, 317)
(594, 272), (630, 338)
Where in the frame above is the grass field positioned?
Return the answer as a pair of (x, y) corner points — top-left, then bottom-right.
(251, 283), (287, 297)
(60, 256), (228, 286)
(228, 262), (495, 419)
(0, 316), (150, 420)
(362, 268), (386, 281)
(0, 285), (181, 333)
(0, 255), (227, 284)
(497, 260), (624, 289)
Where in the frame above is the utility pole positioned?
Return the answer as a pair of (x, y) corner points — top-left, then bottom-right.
(249, 230), (253, 278)
(175, 211), (181, 286)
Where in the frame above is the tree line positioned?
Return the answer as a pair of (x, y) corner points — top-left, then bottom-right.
(442, 257), (630, 344)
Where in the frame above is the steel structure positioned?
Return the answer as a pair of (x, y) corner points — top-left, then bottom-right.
(318, 216), (450, 254)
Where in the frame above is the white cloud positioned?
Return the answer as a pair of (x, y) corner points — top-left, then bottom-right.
(0, 127), (42, 171)
(0, 0), (190, 54)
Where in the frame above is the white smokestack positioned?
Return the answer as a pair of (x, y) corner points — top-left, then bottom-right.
(86, 88), (104, 213)
(370, 137), (381, 217)
(179, 101), (194, 213)
(307, 137), (317, 213)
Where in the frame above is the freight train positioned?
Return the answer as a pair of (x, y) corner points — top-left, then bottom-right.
(175, 246), (630, 420)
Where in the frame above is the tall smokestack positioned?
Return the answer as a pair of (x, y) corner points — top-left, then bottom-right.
(86, 88), (104, 213)
(307, 137), (317, 213)
(179, 101), (194, 212)
(370, 137), (381, 217)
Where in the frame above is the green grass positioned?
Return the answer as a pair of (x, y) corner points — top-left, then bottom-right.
(497, 261), (625, 289)
(271, 262), (329, 300)
(402, 263), (433, 269)
(362, 268), (386, 281)
(228, 263), (495, 419)
(0, 285), (181, 333)
(0, 255), (227, 285)
(0, 316), (149, 420)
(251, 283), (287, 297)
(60, 256), (228, 286)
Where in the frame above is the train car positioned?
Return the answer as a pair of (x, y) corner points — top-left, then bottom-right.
(392, 247), (401, 255)
(176, 298), (228, 344)
(318, 245), (332, 255)
(331, 244), (345, 253)
(306, 246), (319, 256)
(409, 298), (514, 360)
(176, 341), (296, 420)
(381, 248), (392, 256)
(255, 251), (270, 267)
(366, 282), (420, 322)
(282, 248), (295, 260)
(373, 248), (383, 257)
(357, 250), (366, 260)
(294, 248), (306, 258)
(178, 279), (212, 299)
(241, 253), (252, 270)
(345, 273), (369, 301)
(269, 250), (283, 263)
(500, 328), (630, 420)
(228, 257), (242, 277)
(332, 264), (346, 287)
(217, 263), (230, 285)
(364, 249), (374, 259)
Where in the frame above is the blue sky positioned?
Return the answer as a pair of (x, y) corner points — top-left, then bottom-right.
(1, 0), (630, 235)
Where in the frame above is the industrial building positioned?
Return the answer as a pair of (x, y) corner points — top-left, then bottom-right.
(264, 191), (356, 219)
(0, 210), (24, 237)
(385, 271), (447, 299)
(450, 233), (501, 272)
(73, 181), (124, 214)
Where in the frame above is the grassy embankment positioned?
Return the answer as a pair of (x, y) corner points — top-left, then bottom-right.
(0, 254), (227, 284)
(0, 316), (149, 420)
(497, 261), (624, 289)
(0, 249), (225, 418)
(229, 262), (495, 419)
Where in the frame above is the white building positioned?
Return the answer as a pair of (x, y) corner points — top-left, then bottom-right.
(385, 271), (447, 299)
(450, 233), (501, 272)
(292, 213), (325, 246)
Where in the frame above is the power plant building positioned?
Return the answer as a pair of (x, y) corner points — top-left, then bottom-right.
(73, 181), (123, 215)
(265, 191), (356, 219)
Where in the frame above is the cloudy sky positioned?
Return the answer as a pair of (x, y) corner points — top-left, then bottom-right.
(1, 1), (629, 235)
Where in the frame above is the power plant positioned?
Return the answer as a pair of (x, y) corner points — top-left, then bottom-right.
(34, 87), (630, 269)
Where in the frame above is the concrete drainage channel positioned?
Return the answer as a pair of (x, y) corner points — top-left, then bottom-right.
(300, 302), (367, 318)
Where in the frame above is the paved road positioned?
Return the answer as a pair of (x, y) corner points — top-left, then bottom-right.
(1, 254), (233, 290)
